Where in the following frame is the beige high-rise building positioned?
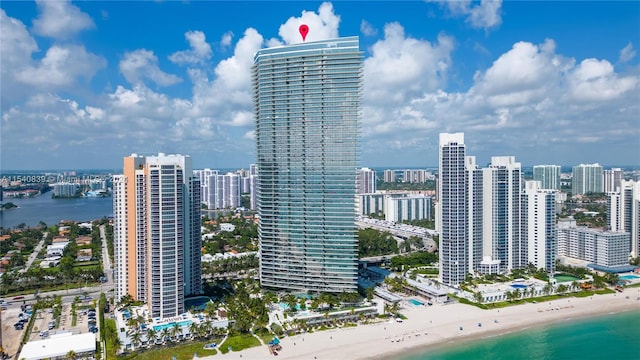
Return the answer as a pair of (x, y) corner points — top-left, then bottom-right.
(113, 153), (201, 319)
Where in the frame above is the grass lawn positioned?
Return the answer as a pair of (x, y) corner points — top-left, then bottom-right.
(253, 327), (275, 344)
(452, 288), (617, 310)
(116, 340), (221, 360)
(218, 334), (261, 354)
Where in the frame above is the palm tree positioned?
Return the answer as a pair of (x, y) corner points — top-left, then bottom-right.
(66, 350), (77, 360)
(126, 317), (139, 332)
(189, 322), (200, 339)
(473, 291), (483, 304)
(204, 301), (217, 319)
(160, 328), (171, 344)
(571, 281), (579, 292)
(146, 328), (158, 345)
(202, 320), (213, 338)
(112, 336), (122, 355)
(130, 331), (142, 350)
(171, 323), (182, 342)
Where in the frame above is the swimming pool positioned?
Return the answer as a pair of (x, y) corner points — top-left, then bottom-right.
(185, 296), (212, 311)
(510, 284), (527, 289)
(620, 275), (640, 280)
(408, 299), (424, 306)
(153, 320), (193, 332)
(278, 303), (301, 311)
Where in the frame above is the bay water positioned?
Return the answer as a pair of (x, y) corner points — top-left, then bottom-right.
(0, 193), (113, 228)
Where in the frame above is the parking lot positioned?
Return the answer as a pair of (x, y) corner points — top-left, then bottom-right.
(26, 302), (99, 342)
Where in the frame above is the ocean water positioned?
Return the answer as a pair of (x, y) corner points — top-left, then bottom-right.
(395, 310), (640, 360)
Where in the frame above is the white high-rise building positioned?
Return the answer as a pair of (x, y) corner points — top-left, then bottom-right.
(466, 156), (525, 275)
(524, 181), (557, 273)
(357, 167), (376, 194)
(383, 169), (396, 183)
(113, 153), (201, 319)
(194, 168), (218, 210)
(196, 171), (241, 209)
(438, 133), (467, 286)
(465, 156), (484, 274)
(572, 163), (603, 194)
(480, 156), (524, 273)
(403, 169), (428, 183)
(533, 165), (561, 190)
(603, 168), (624, 193)
(608, 180), (640, 257)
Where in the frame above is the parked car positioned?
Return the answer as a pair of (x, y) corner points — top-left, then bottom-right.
(14, 323), (24, 330)
(89, 326), (99, 333)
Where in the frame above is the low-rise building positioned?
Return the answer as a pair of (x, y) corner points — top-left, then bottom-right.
(19, 332), (96, 360)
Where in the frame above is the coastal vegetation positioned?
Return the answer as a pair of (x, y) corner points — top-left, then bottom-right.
(0, 201), (18, 210)
(358, 228), (398, 257)
(201, 215), (258, 253)
(389, 251), (438, 271)
(0, 220), (108, 296)
(376, 180), (435, 191)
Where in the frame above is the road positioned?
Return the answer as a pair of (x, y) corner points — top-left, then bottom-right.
(19, 232), (47, 274)
(1, 226), (114, 309)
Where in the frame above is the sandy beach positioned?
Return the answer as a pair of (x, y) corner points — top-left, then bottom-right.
(206, 289), (640, 360)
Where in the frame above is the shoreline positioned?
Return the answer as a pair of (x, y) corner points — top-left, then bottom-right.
(205, 290), (640, 360)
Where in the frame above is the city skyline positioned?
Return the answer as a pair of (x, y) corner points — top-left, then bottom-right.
(1, 1), (639, 170)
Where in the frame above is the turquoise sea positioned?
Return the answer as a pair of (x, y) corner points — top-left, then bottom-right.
(395, 310), (640, 360)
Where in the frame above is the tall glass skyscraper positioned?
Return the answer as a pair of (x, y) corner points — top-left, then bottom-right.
(253, 37), (362, 293)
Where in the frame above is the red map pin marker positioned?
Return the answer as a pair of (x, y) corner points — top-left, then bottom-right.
(299, 24), (309, 41)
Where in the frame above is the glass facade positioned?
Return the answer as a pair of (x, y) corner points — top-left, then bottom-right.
(253, 37), (362, 293)
(439, 133), (468, 286)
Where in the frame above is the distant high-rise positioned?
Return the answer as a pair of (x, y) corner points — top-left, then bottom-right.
(254, 37), (362, 292)
(357, 167), (376, 194)
(524, 181), (557, 273)
(572, 163), (603, 194)
(194, 170), (241, 209)
(438, 132), (467, 286)
(403, 169), (429, 183)
(383, 169), (396, 183)
(113, 153), (201, 319)
(603, 168), (623, 193)
(533, 165), (561, 190)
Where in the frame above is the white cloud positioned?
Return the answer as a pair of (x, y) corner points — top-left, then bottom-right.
(221, 31), (234, 47)
(0, 9), (38, 67)
(360, 20), (377, 37)
(32, 0), (95, 39)
(243, 130), (256, 140)
(619, 42), (636, 63)
(432, 0), (502, 30)
(360, 37), (639, 165)
(120, 49), (182, 86)
(364, 22), (454, 105)
(470, 39), (566, 107)
(569, 58), (638, 101)
(16, 45), (106, 88)
(212, 28), (263, 91)
(278, 2), (340, 44)
(169, 30), (213, 65)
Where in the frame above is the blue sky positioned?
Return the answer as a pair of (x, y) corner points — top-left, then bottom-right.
(1, 1), (638, 170)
